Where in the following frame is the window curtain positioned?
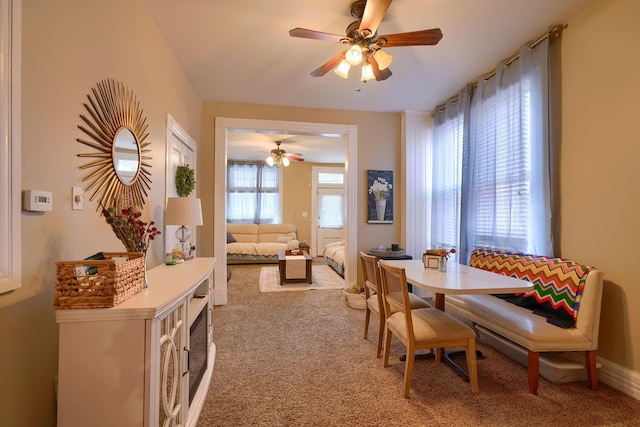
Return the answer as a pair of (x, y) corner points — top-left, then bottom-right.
(227, 161), (281, 224)
(431, 85), (472, 262)
(432, 35), (556, 264)
(464, 38), (553, 261)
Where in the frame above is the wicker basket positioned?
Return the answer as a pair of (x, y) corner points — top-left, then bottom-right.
(55, 252), (145, 309)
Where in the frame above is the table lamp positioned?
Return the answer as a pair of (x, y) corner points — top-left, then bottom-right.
(165, 197), (203, 259)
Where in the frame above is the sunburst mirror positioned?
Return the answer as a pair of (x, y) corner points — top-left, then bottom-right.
(76, 79), (152, 211)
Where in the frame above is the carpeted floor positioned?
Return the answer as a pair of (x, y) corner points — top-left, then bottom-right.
(198, 262), (640, 426)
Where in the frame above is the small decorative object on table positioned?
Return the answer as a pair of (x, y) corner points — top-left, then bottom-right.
(423, 245), (456, 271)
(100, 203), (161, 287)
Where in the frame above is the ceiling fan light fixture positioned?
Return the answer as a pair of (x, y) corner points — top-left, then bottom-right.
(266, 155), (275, 166)
(334, 60), (351, 79)
(374, 49), (393, 70)
(345, 45), (363, 66)
(282, 157), (290, 167)
(361, 62), (375, 82)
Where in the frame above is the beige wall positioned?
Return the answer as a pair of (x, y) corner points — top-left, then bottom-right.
(3, 1), (639, 425)
(199, 102), (402, 263)
(0, 0), (202, 425)
(281, 162), (345, 246)
(560, 0), (640, 370)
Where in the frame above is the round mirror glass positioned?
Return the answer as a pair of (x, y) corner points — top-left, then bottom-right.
(112, 127), (140, 185)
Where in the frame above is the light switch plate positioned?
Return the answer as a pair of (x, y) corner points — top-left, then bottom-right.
(72, 186), (83, 210)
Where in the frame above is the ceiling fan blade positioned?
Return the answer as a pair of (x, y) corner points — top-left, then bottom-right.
(369, 56), (392, 81)
(359, 0), (393, 37)
(289, 28), (349, 43)
(376, 28), (443, 47)
(287, 155), (305, 162)
(310, 50), (347, 77)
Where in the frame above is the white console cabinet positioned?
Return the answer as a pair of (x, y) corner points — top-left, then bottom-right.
(56, 257), (216, 427)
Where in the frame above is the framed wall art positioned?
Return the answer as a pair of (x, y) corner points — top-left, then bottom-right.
(367, 170), (393, 224)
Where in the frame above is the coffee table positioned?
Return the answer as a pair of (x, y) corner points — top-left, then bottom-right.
(278, 250), (312, 284)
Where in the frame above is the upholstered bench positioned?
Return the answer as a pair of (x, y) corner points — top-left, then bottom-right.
(445, 248), (604, 394)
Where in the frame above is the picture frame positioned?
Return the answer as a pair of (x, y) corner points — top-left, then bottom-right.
(367, 170), (393, 223)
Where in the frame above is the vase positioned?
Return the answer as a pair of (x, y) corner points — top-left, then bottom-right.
(438, 257), (448, 273)
(375, 199), (387, 221)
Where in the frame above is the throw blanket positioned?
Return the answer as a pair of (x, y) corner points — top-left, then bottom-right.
(469, 248), (593, 328)
(285, 255), (306, 279)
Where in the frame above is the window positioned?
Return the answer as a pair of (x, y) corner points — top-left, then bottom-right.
(227, 161), (281, 224)
(432, 38), (553, 262)
(431, 100), (465, 255)
(318, 193), (344, 228)
(471, 82), (532, 251)
(318, 172), (344, 185)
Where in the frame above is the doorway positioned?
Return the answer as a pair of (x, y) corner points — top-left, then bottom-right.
(213, 118), (357, 305)
(312, 166), (346, 256)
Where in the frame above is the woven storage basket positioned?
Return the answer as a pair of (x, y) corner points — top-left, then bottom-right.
(55, 252), (145, 309)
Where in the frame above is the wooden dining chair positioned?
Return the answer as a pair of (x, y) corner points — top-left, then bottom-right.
(378, 259), (479, 398)
(360, 252), (430, 358)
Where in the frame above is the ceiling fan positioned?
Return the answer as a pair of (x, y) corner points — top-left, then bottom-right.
(265, 141), (304, 167)
(289, 0), (443, 82)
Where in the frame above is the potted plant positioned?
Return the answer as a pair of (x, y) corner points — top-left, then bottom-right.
(343, 283), (366, 309)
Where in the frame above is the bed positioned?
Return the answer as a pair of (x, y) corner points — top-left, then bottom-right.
(323, 240), (345, 277)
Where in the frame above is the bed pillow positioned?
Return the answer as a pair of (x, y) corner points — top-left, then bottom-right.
(227, 232), (237, 243)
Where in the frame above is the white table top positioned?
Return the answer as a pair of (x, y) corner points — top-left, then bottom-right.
(381, 259), (534, 295)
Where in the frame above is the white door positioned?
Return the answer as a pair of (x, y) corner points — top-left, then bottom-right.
(312, 166), (346, 256)
(316, 189), (345, 254)
(165, 115), (197, 255)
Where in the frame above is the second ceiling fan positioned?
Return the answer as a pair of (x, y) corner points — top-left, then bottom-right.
(289, 0), (443, 82)
(265, 141), (304, 167)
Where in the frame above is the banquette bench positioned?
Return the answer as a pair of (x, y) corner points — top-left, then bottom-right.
(445, 248), (604, 394)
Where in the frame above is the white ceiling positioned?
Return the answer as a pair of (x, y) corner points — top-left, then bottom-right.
(145, 0), (598, 162)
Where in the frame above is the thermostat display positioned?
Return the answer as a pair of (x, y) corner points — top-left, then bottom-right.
(24, 190), (53, 212)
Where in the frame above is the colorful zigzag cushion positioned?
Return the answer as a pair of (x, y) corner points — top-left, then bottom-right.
(469, 248), (593, 328)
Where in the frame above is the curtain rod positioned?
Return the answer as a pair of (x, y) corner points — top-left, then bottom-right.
(437, 24), (567, 112)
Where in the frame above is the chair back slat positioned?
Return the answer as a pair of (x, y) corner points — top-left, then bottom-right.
(378, 260), (413, 333)
(360, 252), (380, 298)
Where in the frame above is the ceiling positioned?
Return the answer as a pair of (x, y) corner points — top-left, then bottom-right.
(145, 0), (598, 162)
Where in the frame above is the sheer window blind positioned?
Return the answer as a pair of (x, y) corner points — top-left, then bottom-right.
(227, 162), (281, 223)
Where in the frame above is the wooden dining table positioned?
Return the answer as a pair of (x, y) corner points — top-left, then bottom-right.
(383, 259), (535, 379)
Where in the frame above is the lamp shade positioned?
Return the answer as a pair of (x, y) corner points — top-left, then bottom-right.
(361, 63), (375, 82)
(334, 60), (351, 79)
(165, 197), (203, 226)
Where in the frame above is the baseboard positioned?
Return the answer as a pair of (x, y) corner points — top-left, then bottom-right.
(598, 356), (640, 401)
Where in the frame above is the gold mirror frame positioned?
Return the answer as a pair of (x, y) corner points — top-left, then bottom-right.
(77, 79), (152, 210)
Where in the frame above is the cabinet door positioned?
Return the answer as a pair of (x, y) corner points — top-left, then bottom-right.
(156, 300), (188, 427)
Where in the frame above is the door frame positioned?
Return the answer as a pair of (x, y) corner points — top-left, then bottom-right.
(214, 118), (357, 305)
(312, 166), (346, 257)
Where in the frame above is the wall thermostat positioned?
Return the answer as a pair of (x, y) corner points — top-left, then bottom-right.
(23, 189), (53, 212)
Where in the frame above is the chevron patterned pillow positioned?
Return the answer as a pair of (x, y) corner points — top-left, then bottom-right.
(469, 248), (593, 328)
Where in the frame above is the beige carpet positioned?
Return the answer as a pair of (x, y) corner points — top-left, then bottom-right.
(259, 264), (345, 292)
(201, 264), (640, 426)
